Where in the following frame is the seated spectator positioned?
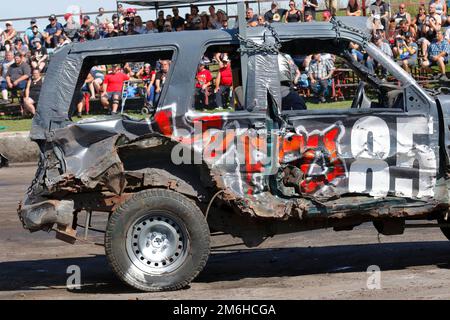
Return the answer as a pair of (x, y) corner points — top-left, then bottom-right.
(423, 3), (442, 41)
(64, 13), (80, 41)
(44, 15), (64, 49)
(0, 51), (14, 103)
(163, 21), (173, 32)
(304, 0), (319, 20)
(194, 61), (212, 109)
(6, 53), (31, 94)
(367, 34), (392, 79)
(30, 40), (48, 72)
(422, 30), (450, 80)
(1, 22), (17, 52)
(429, 0), (448, 25)
(172, 8), (186, 30)
(143, 20), (158, 33)
(101, 64), (130, 114)
(27, 25), (43, 50)
(156, 11), (166, 32)
(126, 24), (140, 35)
(304, 11), (314, 23)
(57, 35), (71, 48)
(137, 63), (156, 104)
(246, 8), (259, 27)
(24, 19), (39, 48)
(322, 10), (332, 22)
(82, 15), (96, 31)
(285, 1), (303, 23)
(326, 0), (338, 16)
(393, 3), (411, 26)
(349, 42), (364, 62)
(112, 13), (124, 32)
(396, 32), (418, 72)
(257, 15), (266, 26)
(86, 25), (100, 41)
(278, 52), (306, 110)
(200, 12), (210, 30)
(134, 16), (145, 34)
(88, 65), (105, 98)
(308, 53), (335, 103)
(413, 5), (428, 38)
(346, 0), (362, 17)
(214, 56), (232, 109)
(155, 60), (170, 105)
(265, 2), (286, 23)
(370, 0), (390, 30)
(14, 38), (29, 56)
(23, 68), (43, 115)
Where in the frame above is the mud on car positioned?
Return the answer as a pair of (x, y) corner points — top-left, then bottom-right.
(17, 16), (450, 291)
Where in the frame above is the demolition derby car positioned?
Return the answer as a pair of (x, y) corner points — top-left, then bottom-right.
(17, 15), (450, 291)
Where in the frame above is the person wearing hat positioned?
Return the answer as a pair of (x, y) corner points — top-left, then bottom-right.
(44, 14), (64, 48)
(395, 31), (418, 72)
(64, 13), (80, 41)
(322, 10), (332, 22)
(214, 55), (233, 109)
(194, 60), (213, 109)
(24, 19), (38, 47)
(1, 21), (17, 52)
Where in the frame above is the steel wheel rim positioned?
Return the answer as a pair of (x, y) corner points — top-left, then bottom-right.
(126, 212), (189, 275)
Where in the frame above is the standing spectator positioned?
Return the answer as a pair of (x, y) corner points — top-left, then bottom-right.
(217, 10), (229, 29)
(190, 6), (202, 30)
(23, 68), (43, 115)
(421, 3), (443, 56)
(208, 5), (221, 29)
(396, 32), (418, 72)
(156, 11), (166, 33)
(200, 12), (210, 29)
(393, 3), (411, 26)
(285, 1), (303, 23)
(0, 51), (14, 103)
(326, 0), (338, 16)
(86, 25), (100, 41)
(155, 60), (170, 104)
(24, 19), (38, 47)
(63, 14), (80, 42)
(308, 53), (335, 103)
(429, 0), (448, 24)
(303, 0), (318, 20)
(265, 2), (286, 23)
(101, 64), (130, 114)
(6, 53), (31, 93)
(30, 40), (48, 72)
(172, 8), (186, 30)
(82, 16), (96, 31)
(347, 0), (362, 16)
(214, 56), (232, 109)
(422, 30), (450, 80)
(26, 25), (43, 50)
(2, 22), (17, 52)
(112, 13), (124, 33)
(370, 0), (390, 31)
(96, 7), (110, 37)
(45, 15), (64, 49)
(194, 62), (212, 109)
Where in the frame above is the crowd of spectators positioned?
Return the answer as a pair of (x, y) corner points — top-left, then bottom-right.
(1, 1), (450, 112)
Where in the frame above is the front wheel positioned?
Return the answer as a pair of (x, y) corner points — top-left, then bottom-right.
(105, 189), (210, 291)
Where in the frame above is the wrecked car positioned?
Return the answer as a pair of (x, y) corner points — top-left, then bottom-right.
(17, 14), (450, 292)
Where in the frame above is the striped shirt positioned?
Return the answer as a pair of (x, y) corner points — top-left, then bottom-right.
(308, 58), (334, 80)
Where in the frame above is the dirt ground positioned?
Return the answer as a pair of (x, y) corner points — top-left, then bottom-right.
(1, 164), (450, 300)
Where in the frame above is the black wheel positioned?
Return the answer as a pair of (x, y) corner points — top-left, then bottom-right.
(439, 217), (450, 240)
(105, 189), (210, 291)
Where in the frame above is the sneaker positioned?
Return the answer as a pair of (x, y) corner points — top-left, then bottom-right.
(320, 96), (326, 103)
(77, 112), (82, 118)
(439, 74), (450, 82)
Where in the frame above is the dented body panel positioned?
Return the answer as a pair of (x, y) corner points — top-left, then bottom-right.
(18, 18), (450, 238)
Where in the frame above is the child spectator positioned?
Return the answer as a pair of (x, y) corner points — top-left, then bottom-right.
(137, 63), (156, 104)
(194, 61), (212, 109)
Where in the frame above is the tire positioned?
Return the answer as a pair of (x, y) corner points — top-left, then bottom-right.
(105, 189), (210, 292)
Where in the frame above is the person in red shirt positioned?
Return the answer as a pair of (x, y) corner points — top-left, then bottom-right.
(194, 61), (212, 109)
(214, 56), (232, 109)
(101, 64), (130, 114)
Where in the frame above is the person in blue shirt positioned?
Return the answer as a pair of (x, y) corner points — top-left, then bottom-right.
(422, 30), (450, 80)
(24, 19), (38, 48)
(44, 14), (64, 48)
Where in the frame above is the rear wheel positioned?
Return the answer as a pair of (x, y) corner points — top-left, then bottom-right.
(105, 189), (210, 291)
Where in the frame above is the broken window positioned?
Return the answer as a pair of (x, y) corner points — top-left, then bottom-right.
(69, 49), (175, 117)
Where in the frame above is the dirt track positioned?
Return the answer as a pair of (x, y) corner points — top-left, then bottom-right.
(1, 164), (450, 300)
